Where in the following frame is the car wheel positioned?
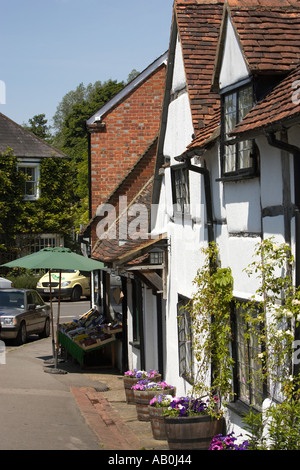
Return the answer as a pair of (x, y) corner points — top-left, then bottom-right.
(71, 285), (82, 302)
(39, 317), (50, 338)
(15, 322), (27, 346)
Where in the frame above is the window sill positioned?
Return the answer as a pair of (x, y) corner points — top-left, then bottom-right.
(227, 400), (261, 417)
(23, 197), (39, 201)
(129, 341), (140, 350)
(216, 172), (258, 183)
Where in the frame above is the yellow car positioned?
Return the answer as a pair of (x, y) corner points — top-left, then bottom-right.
(36, 270), (90, 302)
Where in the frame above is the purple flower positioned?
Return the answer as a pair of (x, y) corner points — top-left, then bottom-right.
(209, 432), (249, 450)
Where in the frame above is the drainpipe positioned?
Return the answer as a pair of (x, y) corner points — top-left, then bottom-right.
(266, 131), (300, 378)
(174, 151), (215, 245)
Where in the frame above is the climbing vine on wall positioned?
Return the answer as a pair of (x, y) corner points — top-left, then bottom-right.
(0, 151), (74, 262)
(0, 150), (26, 259)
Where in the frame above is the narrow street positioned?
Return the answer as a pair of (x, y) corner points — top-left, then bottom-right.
(0, 299), (104, 450)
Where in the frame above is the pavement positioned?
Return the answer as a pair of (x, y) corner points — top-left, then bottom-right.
(0, 335), (169, 451)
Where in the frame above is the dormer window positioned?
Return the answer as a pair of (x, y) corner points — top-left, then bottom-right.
(221, 83), (257, 177)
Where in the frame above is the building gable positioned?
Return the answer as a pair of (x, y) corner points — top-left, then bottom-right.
(218, 13), (250, 90)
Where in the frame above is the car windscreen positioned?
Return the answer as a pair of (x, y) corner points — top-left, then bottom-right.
(0, 292), (25, 309)
(50, 270), (77, 273)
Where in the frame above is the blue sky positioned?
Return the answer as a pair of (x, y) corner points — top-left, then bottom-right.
(1, 0), (174, 128)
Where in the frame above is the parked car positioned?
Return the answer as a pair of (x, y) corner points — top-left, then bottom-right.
(0, 289), (50, 345)
(36, 269), (90, 301)
(0, 277), (13, 288)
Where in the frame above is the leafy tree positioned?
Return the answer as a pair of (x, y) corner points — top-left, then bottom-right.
(0, 150), (26, 262)
(51, 79), (125, 230)
(23, 113), (52, 142)
(18, 158), (74, 241)
(127, 69), (140, 83)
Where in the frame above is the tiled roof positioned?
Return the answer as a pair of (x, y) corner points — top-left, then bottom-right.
(0, 113), (66, 158)
(179, 0), (300, 150)
(230, 64), (300, 138)
(229, 3), (300, 74)
(187, 111), (220, 150)
(175, 1), (224, 132)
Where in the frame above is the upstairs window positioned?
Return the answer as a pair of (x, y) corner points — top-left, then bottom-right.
(221, 83), (257, 177)
(171, 167), (190, 214)
(18, 164), (40, 200)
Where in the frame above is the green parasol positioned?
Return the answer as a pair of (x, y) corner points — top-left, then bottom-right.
(1, 247), (106, 373)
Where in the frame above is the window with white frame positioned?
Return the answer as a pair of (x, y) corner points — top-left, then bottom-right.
(221, 83), (257, 177)
(18, 164), (40, 200)
(16, 234), (63, 256)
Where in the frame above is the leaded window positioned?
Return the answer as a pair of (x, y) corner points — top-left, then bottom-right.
(177, 295), (193, 384)
(222, 84), (256, 177)
(171, 167), (190, 214)
(231, 302), (266, 410)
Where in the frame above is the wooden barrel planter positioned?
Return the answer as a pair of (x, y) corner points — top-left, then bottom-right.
(164, 415), (225, 450)
(148, 406), (167, 440)
(123, 375), (161, 405)
(134, 388), (176, 422)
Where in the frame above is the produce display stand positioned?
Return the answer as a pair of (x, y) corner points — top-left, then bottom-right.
(58, 307), (122, 369)
(58, 331), (117, 368)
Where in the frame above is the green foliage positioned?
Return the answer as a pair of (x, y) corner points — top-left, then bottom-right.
(243, 237), (300, 398)
(51, 79), (125, 230)
(243, 398), (300, 450)
(0, 152), (74, 262)
(18, 157), (74, 237)
(23, 113), (52, 142)
(6, 269), (40, 289)
(241, 237), (300, 450)
(0, 150), (26, 259)
(186, 243), (234, 415)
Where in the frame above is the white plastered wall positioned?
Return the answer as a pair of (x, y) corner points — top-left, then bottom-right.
(219, 16), (249, 90)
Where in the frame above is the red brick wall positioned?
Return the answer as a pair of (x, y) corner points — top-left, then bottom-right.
(89, 64), (166, 217)
(90, 140), (157, 249)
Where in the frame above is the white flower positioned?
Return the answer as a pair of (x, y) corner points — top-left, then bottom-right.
(292, 299), (300, 305)
(286, 329), (294, 337)
(282, 308), (293, 318)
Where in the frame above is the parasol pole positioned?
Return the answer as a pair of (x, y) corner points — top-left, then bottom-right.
(44, 269), (66, 374)
(49, 269), (55, 359)
(55, 270), (62, 369)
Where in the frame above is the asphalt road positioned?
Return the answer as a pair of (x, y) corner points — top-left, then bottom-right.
(53, 298), (92, 323)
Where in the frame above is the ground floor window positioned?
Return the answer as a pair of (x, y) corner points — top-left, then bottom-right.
(132, 279), (143, 343)
(231, 301), (267, 410)
(16, 234), (63, 256)
(177, 294), (193, 383)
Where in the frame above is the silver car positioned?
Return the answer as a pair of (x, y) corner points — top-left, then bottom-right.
(0, 289), (50, 345)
